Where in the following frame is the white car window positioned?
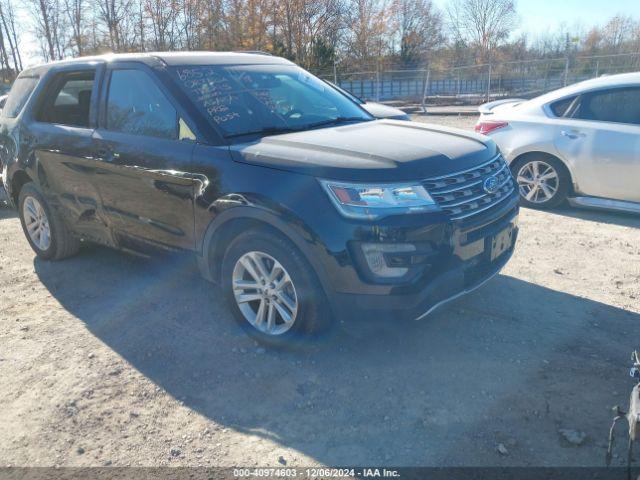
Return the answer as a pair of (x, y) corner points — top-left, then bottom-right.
(549, 96), (577, 117)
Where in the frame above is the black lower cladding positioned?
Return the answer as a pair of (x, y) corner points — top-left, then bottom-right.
(329, 197), (519, 320)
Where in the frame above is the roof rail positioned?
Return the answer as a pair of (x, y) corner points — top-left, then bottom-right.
(233, 50), (273, 56)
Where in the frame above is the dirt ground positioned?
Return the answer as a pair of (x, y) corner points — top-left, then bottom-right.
(1, 114), (639, 468)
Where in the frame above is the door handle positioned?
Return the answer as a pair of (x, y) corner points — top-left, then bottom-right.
(561, 130), (585, 139)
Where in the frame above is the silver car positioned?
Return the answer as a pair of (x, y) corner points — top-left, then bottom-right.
(326, 81), (410, 120)
(476, 73), (640, 214)
(0, 94), (7, 202)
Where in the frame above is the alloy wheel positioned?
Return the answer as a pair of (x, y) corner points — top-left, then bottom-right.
(516, 160), (559, 204)
(232, 251), (298, 335)
(23, 196), (51, 251)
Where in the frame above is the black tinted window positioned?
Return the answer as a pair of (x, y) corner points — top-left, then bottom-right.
(550, 96), (576, 117)
(574, 88), (640, 125)
(3, 76), (39, 118)
(106, 69), (177, 139)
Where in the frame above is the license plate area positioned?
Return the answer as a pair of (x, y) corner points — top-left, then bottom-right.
(490, 226), (514, 261)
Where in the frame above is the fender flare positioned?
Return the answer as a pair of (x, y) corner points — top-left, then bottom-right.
(197, 205), (331, 296)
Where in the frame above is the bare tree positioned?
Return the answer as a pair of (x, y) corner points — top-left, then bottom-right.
(65, 0), (87, 55)
(145, 0), (179, 50)
(97, 0), (136, 51)
(392, 0), (443, 67)
(137, 0), (145, 50)
(0, 19), (11, 79)
(9, 0), (640, 84)
(220, 0), (275, 52)
(344, 0), (390, 65)
(582, 27), (602, 55)
(180, 0), (204, 50)
(447, 0), (517, 64)
(199, 0), (224, 50)
(265, 0), (343, 67)
(601, 14), (635, 53)
(27, 0), (63, 60)
(0, 0), (21, 71)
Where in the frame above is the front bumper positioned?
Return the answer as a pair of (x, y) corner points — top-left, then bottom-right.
(320, 190), (520, 320)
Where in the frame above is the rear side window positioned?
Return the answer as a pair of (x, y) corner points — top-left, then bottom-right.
(106, 69), (178, 139)
(36, 71), (96, 128)
(3, 76), (39, 118)
(574, 88), (640, 125)
(549, 96), (576, 117)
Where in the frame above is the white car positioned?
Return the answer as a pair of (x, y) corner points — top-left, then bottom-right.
(476, 73), (640, 213)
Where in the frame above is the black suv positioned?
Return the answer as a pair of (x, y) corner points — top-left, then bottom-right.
(1, 52), (519, 344)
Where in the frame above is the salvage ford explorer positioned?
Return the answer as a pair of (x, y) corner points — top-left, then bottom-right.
(0, 52), (519, 345)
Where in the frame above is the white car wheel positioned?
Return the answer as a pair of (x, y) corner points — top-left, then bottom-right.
(517, 160), (559, 204)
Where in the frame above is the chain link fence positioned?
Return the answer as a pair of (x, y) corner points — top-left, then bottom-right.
(316, 52), (640, 105)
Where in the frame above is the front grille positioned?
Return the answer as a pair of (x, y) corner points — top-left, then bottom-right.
(423, 156), (515, 221)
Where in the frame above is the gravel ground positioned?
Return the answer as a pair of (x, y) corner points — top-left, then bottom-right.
(1, 115), (639, 468)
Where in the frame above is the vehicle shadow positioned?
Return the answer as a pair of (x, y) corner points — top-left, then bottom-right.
(33, 247), (640, 466)
(540, 205), (640, 229)
(0, 203), (16, 220)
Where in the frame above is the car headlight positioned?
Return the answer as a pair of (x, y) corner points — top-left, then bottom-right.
(319, 180), (439, 220)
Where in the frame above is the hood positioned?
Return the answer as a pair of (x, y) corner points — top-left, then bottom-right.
(362, 102), (410, 120)
(230, 119), (496, 182)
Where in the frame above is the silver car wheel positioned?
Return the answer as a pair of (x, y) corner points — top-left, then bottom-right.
(23, 196), (51, 251)
(232, 251), (298, 336)
(517, 160), (559, 204)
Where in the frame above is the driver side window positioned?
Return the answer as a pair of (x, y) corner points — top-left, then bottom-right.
(106, 69), (184, 139)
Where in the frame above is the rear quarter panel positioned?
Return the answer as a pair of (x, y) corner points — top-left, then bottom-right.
(490, 118), (561, 163)
(485, 110), (575, 165)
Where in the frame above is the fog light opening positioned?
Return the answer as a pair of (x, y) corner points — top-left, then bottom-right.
(360, 243), (417, 278)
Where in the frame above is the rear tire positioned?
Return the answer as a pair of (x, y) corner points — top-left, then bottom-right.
(511, 155), (570, 209)
(18, 182), (80, 260)
(220, 228), (331, 347)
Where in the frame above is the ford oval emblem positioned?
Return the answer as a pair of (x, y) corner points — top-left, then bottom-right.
(483, 175), (500, 194)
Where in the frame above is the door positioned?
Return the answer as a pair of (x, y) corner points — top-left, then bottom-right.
(553, 87), (640, 202)
(26, 66), (111, 243)
(93, 65), (199, 251)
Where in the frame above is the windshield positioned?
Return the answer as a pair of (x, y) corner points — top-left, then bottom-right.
(171, 64), (373, 139)
(327, 81), (364, 105)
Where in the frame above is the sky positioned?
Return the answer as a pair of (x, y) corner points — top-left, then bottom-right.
(516, 0), (639, 34)
(433, 0), (640, 36)
(18, 0), (640, 67)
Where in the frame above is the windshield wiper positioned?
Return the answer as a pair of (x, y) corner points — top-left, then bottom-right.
(304, 116), (371, 130)
(224, 126), (299, 139)
(224, 117), (370, 139)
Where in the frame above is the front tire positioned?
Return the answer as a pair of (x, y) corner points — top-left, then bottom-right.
(221, 228), (331, 347)
(511, 155), (570, 209)
(18, 182), (80, 260)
